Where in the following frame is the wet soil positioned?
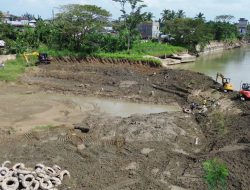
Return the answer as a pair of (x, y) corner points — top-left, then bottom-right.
(0, 61), (249, 190)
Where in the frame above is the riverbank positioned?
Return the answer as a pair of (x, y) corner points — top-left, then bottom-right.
(170, 45), (250, 91)
(197, 40), (248, 55)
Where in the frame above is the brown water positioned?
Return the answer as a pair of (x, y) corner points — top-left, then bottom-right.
(172, 47), (250, 90)
(0, 91), (180, 132)
(75, 97), (181, 117)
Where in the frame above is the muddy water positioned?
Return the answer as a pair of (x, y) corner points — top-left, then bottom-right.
(76, 97), (181, 117)
(172, 46), (250, 90)
(0, 91), (180, 132)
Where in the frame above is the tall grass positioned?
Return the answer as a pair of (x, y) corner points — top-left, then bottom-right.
(95, 42), (186, 66)
(37, 45), (87, 57)
(129, 41), (186, 57)
(0, 56), (27, 81)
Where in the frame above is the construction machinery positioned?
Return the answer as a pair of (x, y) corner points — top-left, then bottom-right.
(240, 83), (250, 101)
(23, 52), (51, 65)
(216, 73), (234, 92)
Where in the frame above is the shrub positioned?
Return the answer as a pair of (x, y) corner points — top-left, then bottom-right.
(202, 158), (229, 190)
(211, 112), (227, 135)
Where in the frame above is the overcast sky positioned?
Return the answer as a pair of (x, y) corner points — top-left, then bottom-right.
(1, 0), (249, 22)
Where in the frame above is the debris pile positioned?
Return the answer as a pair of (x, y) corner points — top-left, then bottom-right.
(0, 161), (70, 190)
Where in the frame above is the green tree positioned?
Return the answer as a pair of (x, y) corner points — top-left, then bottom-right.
(215, 15), (235, 23)
(112, 0), (147, 50)
(144, 12), (154, 21)
(161, 9), (176, 22)
(176, 10), (185, 18)
(54, 4), (111, 51)
(0, 11), (3, 22)
(163, 18), (213, 51)
(195, 12), (206, 21)
(207, 21), (239, 41)
(203, 159), (229, 190)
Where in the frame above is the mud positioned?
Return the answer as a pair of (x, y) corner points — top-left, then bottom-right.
(0, 61), (249, 190)
(0, 88), (180, 133)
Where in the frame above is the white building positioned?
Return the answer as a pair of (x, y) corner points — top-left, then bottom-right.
(137, 21), (160, 39)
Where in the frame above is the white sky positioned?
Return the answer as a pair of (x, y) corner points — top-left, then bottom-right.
(0, 0), (249, 21)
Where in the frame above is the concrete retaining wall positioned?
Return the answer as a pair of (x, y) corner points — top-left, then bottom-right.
(0, 54), (16, 63)
(197, 41), (243, 55)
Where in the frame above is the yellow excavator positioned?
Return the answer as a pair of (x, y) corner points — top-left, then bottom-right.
(216, 73), (233, 92)
(23, 52), (51, 65)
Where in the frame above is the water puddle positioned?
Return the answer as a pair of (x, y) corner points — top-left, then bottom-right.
(74, 97), (181, 117)
(0, 92), (181, 131)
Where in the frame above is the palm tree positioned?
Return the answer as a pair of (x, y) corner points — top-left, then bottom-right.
(161, 9), (176, 22)
(176, 10), (185, 18)
(195, 12), (206, 21)
(145, 12), (154, 21)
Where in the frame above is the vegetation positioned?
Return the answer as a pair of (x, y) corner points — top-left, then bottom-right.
(96, 41), (185, 66)
(126, 41), (185, 57)
(112, 0), (147, 50)
(211, 112), (227, 135)
(161, 10), (240, 52)
(0, 56), (27, 81)
(202, 158), (229, 190)
(215, 15), (235, 23)
(0, 0), (243, 69)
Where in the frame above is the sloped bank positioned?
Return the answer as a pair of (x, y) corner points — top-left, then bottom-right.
(52, 56), (162, 68)
(197, 40), (247, 55)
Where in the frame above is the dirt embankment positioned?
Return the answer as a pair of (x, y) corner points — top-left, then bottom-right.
(0, 60), (248, 190)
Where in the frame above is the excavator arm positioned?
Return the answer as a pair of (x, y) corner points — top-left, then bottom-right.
(23, 52), (39, 64)
(216, 72), (224, 83)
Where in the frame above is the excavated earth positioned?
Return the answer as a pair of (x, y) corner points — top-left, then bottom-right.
(0, 60), (249, 190)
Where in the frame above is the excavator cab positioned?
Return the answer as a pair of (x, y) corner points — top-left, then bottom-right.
(240, 83), (250, 101)
(222, 78), (230, 84)
(37, 53), (51, 65)
(242, 83), (250, 91)
(216, 73), (233, 92)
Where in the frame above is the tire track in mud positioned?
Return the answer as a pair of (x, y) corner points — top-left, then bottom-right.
(103, 179), (140, 190)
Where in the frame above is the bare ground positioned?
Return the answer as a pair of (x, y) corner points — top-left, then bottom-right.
(0, 60), (249, 190)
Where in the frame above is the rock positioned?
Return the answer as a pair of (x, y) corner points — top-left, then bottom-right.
(150, 91), (155, 96)
(74, 126), (90, 133)
(141, 148), (155, 155)
(124, 162), (138, 170)
(128, 170), (136, 177)
(119, 81), (138, 88)
(151, 168), (159, 175)
(77, 144), (86, 150)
